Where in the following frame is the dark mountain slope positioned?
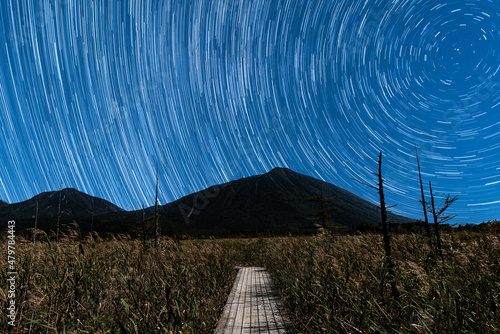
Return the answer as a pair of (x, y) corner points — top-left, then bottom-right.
(0, 188), (124, 228)
(4, 169), (414, 233)
(151, 167), (413, 233)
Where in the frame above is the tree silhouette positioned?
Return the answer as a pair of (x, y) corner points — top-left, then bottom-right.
(56, 189), (61, 242)
(354, 152), (398, 300)
(142, 204), (147, 249)
(154, 168), (159, 248)
(428, 181), (458, 262)
(416, 147), (433, 249)
(140, 168), (161, 250)
(306, 189), (337, 229)
(376, 153), (398, 300)
(33, 201), (38, 247)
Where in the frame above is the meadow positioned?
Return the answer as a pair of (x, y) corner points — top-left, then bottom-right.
(1, 226), (499, 333)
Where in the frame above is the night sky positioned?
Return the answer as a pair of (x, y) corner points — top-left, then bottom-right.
(1, 0), (500, 224)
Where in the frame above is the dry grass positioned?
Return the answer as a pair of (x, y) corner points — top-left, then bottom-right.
(254, 231), (500, 333)
(1, 228), (499, 333)
(0, 233), (246, 333)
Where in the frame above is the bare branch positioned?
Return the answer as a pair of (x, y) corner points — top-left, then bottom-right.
(440, 214), (457, 224)
(351, 178), (378, 190)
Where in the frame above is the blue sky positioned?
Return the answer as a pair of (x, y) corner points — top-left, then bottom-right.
(1, 0), (500, 224)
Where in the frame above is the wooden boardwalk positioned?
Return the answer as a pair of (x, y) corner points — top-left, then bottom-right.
(214, 267), (294, 334)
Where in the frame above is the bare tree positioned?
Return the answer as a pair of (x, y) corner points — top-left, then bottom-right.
(306, 189), (337, 229)
(429, 181), (458, 262)
(376, 153), (398, 299)
(141, 168), (161, 250)
(91, 198), (94, 234)
(354, 152), (398, 299)
(154, 168), (159, 248)
(142, 204), (147, 249)
(56, 189), (62, 242)
(416, 147), (433, 249)
(33, 201), (38, 247)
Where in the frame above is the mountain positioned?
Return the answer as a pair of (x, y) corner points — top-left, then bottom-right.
(3, 169), (415, 233)
(0, 188), (124, 228)
(155, 167), (413, 232)
(97, 167), (413, 234)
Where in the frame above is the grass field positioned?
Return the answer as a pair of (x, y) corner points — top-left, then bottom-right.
(1, 227), (499, 333)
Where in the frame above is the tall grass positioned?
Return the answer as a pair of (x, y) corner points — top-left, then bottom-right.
(1, 229), (498, 333)
(254, 230), (500, 333)
(0, 233), (245, 333)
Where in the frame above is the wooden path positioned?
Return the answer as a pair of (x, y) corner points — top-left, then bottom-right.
(214, 267), (294, 334)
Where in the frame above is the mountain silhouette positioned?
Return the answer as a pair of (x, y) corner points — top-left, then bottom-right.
(3, 169), (414, 233)
(0, 188), (124, 228)
(149, 167), (413, 233)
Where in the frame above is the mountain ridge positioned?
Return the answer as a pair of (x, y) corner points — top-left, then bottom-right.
(2, 168), (415, 232)
(0, 188), (124, 228)
(145, 167), (414, 233)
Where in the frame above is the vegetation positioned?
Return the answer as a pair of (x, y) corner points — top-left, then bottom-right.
(354, 152), (399, 300)
(262, 229), (499, 333)
(415, 147), (459, 262)
(428, 181), (459, 262)
(1, 226), (499, 333)
(306, 189), (338, 229)
(0, 232), (242, 333)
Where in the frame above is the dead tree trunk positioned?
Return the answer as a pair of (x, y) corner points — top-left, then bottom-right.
(154, 170), (159, 248)
(91, 198), (94, 234)
(56, 190), (61, 242)
(33, 201), (38, 247)
(305, 189), (337, 229)
(377, 152), (398, 300)
(142, 205), (147, 249)
(353, 152), (399, 300)
(429, 181), (444, 261)
(416, 148), (433, 249)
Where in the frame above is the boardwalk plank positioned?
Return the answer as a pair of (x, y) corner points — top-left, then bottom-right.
(215, 267), (294, 334)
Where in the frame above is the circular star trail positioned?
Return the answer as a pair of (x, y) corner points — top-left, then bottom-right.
(1, 0), (500, 224)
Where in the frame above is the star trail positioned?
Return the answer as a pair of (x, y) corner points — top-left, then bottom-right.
(1, 0), (500, 224)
